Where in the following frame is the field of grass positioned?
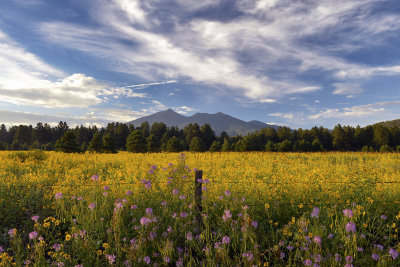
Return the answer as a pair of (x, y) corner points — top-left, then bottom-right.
(0, 151), (400, 266)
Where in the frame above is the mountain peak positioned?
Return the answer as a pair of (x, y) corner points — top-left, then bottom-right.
(127, 110), (279, 135)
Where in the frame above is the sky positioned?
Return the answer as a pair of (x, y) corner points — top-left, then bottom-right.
(0, 0), (400, 129)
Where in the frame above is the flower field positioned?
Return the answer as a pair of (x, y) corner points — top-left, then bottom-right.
(0, 151), (400, 266)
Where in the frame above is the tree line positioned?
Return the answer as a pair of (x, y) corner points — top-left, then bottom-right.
(0, 121), (400, 153)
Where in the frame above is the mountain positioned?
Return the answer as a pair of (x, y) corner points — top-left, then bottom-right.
(127, 109), (279, 136)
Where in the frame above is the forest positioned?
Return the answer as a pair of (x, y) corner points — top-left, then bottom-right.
(0, 120), (400, 153)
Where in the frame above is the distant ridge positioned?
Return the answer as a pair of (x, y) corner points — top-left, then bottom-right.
(374, 119), (400, 128)
(127, 109), (278, 136)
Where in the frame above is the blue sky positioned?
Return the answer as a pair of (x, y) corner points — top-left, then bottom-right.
(0, 0), (400, 129)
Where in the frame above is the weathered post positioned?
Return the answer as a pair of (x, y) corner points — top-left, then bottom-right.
(195, 170), (203, 231)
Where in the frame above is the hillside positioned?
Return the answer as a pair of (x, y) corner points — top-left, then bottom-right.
(126, 109), (278, 136)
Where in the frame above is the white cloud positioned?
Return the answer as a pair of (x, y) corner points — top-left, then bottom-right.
(37, 0), (400, 102)
(258, 98), (276, 103)
(174, 106), (196, 114)
(269, 112), (294, 119)
(308, 101), (400, 120)
(126, 80), (177, 88)
(332, 83), (363, 95)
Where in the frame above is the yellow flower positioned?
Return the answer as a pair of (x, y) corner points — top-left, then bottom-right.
(65, 234), (71, 241)
(97, 250), (102, 255)
(103, 243), (109, 249)
(43, 222), (50, 228)
(298, 204), (303, 209)
(55, 220), (60, 226)
(392, 223), (396, 229)
(363, 224), (367, 228)
(265, 203), (270, 210)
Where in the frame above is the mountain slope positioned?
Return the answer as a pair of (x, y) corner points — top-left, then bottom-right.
(127, 109), (278, 136)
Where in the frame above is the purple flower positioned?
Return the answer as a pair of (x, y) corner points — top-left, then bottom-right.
(88, 203), (96, 210)
(389, 248), (399, 259)
(53, 243), (62, 251)
(313, 236), (322, 245)
(286, 245), (293, 251)
(222, 236), (230, 244)
(345, 256), (353, 263)
(146, 208), (153, 214)
(163, 257), (170, 263)
(375, 244), (384, 250)
(131, 205), (137, 210)
(31, 215), (39, 221)
(372, 253), (379, 261)
(91, 175), (99, 181)
(345, 222), (356, 233)
(303, 259), (312, 266)
(381, 215), (387, 220)
(8, 228), (17, 238)
(0, 246), (4, 252)
(225, 190), (231, 197)
(29, 231), (38, 240)
(176, 259), (183, 267)
(358, 247), (364, 252)
(55, 193), (63, 199)
(103, 186), (109, 191)
(148, 231), (157, 240)
(251, 221), (258, 228)
(223, 210), (232, 221)
(115, 202), (123, 209)
(180, 212), (187, 218)
(143, 256), (151, 265)
(280, 252), (285, 259)
(343, 209), (353, 218)
(106, 254), (116, 265)
(140, 217), (150, 226)
(173, 189), (179, 195)
(186, 232), (193, 241)
(179, 195), (186, 200)
(334, 254), (341, 262)
(141, 179), (152, 189)
(126, 190), (132, 195)
(311, 207), (319, 218)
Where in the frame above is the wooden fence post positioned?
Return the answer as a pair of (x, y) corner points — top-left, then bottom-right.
(195, 170), (203, 231)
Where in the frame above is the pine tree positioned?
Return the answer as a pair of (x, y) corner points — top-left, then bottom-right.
(55, 131), (80, 153)
(102, 133), (116, 153)
(88, 132), (103, 152)
(127, 130), (147, 153)
(189, 137), (206, 152)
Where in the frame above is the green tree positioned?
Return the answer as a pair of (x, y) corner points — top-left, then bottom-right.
(278, 140), (292, 152)
(88, 132), (103, 152)
(127, 130), (147, 153)
(147, 134), (160, 153)
(102, 133), (116, 153)
(379, 144), (392, 152)
(332, 124), (345, 150)
(311, 139), (323, 152)
(221, 138), (231, 152)
(166, 136), (182, 152)
(189, 137), (206, 152)
(265, 140), (276, 152)
(234, 139), (249, 152)
(55, 131), (80, 153)
(209, 141), (221, 152)
(200, 124), (216, 150)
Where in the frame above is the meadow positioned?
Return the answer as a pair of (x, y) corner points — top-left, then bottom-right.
(0, 151), (400, 266)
